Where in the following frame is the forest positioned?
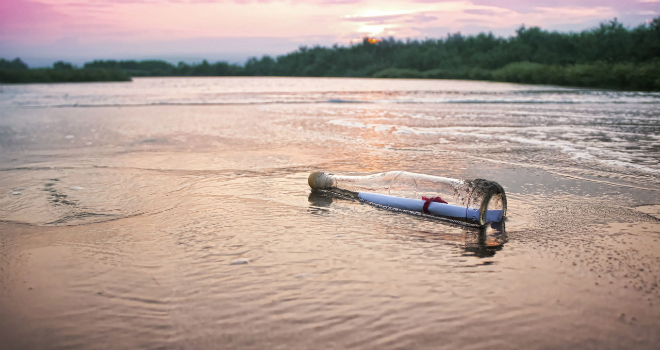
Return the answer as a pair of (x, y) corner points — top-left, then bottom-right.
(1, 17), (659, 90)
(0, 58), (131, 83)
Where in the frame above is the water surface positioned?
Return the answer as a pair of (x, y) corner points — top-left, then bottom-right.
(1, 78), (659, 349)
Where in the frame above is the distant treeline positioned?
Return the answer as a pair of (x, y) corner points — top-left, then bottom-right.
(242, 17), (660, 91)
(2, 17), (659, 90)
(83, 59), (243, 77)
(0, 58), (131, 83)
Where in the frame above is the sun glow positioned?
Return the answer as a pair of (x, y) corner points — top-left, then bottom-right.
(358, 24), (389, 37)
(344, 9), (416, 20)
(1, 0), (655, 65)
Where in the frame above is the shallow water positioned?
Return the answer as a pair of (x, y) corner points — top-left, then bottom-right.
(1, 77), (659, 349)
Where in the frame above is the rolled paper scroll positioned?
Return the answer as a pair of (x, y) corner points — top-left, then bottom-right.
(358, 192), (503, 223)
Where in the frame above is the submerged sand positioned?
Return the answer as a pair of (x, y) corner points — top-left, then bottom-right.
(1, 78), (659, 349)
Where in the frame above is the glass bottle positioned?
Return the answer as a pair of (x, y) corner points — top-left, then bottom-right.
(308, 171), (507, 226)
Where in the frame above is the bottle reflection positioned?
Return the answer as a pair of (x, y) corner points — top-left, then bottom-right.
(308, 190), (507, 257)
(307, 190), (335, 207)
(464, 221), (507, 258)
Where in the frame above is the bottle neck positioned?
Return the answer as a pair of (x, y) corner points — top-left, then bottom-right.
(308, 172), (336, 189)
(331, 171), (401, 194)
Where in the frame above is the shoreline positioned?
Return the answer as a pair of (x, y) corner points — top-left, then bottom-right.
(3, 66), (659, 92)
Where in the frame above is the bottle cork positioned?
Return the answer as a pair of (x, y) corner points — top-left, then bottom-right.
(308, 172), (334, 189)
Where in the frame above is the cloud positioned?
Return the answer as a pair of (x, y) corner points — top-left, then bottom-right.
(464, 9), (497, 16)
(406, 13), (438, 23)
(0, 0), (70, 40)
(1, 0), (657, 63)
(457, 0), (656, 13)
(0, 35), (340, 66)
(65, 0), (366, 4)
(345, 13), (411, 23)
(0, 0), (65, 25)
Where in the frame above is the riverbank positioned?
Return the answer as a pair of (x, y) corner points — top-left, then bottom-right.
(0, 68), (131, 84)
(3, 61), (658, 92)
(372, 61), (660, 91)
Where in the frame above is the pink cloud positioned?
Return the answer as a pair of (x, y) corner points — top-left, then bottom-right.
(0, 0), (71, 41)
(0, 0), (65, 26)
(345, 13), (409, 23)
(417, 0), (659, 13)
(1, 0), (657, 64)
(464, 9), (497, 16)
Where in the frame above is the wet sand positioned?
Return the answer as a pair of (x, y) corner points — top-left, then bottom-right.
(1, 78), (659, 349)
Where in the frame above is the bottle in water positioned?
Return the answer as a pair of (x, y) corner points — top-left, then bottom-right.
(308, 171), (507, 226)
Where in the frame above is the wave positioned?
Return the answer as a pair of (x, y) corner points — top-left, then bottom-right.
(328, 119), (660, 176)
(9, 97), (660, 108)
(327, 99), (371, 103)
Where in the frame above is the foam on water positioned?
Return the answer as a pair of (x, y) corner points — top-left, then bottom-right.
(327, 119), (660, 176)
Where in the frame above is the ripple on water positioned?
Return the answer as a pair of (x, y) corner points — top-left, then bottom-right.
(0, 79), (659, 350)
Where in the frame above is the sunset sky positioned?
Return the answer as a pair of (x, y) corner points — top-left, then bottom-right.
(1, 0), (658, 66)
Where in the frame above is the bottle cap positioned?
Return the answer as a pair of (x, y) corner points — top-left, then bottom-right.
(308, 172), (334, 189)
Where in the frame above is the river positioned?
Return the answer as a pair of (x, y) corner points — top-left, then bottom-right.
(1, 77), (659, 349)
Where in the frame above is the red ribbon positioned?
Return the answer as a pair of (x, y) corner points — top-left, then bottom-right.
(422, 196), (448, 214)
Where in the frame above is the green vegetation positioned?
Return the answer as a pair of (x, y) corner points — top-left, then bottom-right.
(241, 17), (660, 91)
(371, 61), (660, 91)
(83, 59), (243, 76)
(490, 61), (660, 91)
(2, 17), (659, 89)
(0, 58), (131, 83)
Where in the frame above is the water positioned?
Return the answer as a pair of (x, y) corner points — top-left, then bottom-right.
(1, 77), (659, 349)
